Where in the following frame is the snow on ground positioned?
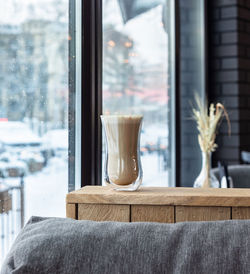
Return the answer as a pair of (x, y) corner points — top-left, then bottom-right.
(24, 157), (68, 221)
(141, 153), (169, 187)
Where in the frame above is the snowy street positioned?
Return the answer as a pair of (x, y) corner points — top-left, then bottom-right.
(24, 157), (68, 220)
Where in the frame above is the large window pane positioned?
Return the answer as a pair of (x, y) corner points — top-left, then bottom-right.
(0, 0), (69, 262)
(102, 0), (174, 187)
(179, 0), (205, 186)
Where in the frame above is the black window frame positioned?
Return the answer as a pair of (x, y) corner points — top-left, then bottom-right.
(69, 0), (103, 189)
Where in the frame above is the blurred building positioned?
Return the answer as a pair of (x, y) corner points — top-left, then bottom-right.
(0, 18), (68, 132)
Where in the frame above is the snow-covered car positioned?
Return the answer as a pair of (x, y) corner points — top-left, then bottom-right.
(0, 152), (28, 177)
(18, 150), (44, 173)
(0, 121), (41, 147)
(0, 122), (45, 175)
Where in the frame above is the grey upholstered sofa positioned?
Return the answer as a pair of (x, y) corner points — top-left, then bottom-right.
(211, 164), (250, 188)
(1, 216), (250, 274)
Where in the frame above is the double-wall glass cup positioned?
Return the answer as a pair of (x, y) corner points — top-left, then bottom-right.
(101, 115), (143, 191)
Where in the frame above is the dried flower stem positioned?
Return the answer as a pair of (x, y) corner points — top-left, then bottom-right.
(193, 95), (231, 154)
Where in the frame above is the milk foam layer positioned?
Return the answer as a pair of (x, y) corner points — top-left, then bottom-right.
(102, 115), (142, 186)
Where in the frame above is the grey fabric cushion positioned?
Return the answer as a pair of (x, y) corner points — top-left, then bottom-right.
(1, 216), (250, 274)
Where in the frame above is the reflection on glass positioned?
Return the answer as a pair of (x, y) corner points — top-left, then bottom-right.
(0, 0), (68, 263)
(103, 0), (172, 187)
(179, 0), (205, 186)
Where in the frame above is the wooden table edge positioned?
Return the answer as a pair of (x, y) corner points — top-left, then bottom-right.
(66, 186), (250, 207)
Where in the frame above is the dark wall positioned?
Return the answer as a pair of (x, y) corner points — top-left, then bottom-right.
(208, 0), (250, 166)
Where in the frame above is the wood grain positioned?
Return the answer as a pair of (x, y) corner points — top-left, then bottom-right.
(66, 203), (76, 219)
(78, 204), (130, 222)
(66, 186), (250, 207)
(175, 206), (231, 222)
(232, 207), (250, 220)
(131, 205), (174, 223)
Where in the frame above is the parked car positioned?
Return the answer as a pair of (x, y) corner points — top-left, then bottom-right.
(18, 151), (44, 173)
(0, 121), (44, 175)
(0, 152), (27, 177)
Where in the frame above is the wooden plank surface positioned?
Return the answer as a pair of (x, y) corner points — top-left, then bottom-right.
(232, 207), (250, 220)
(78, 204), (130, 222)
(131, 205), (174, 223)
(66, 203), (76, 219)
(66, 186), (250, 207)
(175, 206), (231, 222)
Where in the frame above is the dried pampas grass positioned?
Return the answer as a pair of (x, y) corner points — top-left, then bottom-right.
(193, 94), (231, 153)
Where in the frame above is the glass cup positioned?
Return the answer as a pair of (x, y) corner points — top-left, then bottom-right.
(101, 115), (143, 191)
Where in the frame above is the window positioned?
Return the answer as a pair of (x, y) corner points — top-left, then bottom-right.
(178, 0), (206, 186)
(80, 0), (206, 188)
(102, 0), (175, 186)
(0, 0), (69, 263)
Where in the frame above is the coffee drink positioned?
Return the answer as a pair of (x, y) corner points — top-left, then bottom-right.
(101, 115), (143, 186)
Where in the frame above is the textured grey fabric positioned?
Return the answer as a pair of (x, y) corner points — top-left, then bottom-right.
(211, 165), (250, 188)
(1, 216), (250, 274)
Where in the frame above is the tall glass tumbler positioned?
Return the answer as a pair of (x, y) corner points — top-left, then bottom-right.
(101, 115), (143, 191)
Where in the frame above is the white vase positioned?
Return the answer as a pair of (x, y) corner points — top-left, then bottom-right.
(193, 151), (219, 188)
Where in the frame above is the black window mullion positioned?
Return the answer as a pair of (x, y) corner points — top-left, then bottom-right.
(81, 0), (102, 187)
(95, 0), (103, 186)
(174, 0), (181, 187)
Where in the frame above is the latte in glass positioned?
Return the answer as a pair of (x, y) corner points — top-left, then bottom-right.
(101, 115), (143, 190)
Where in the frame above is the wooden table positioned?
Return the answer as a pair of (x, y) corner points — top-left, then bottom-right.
(66, 186), (250, 223)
